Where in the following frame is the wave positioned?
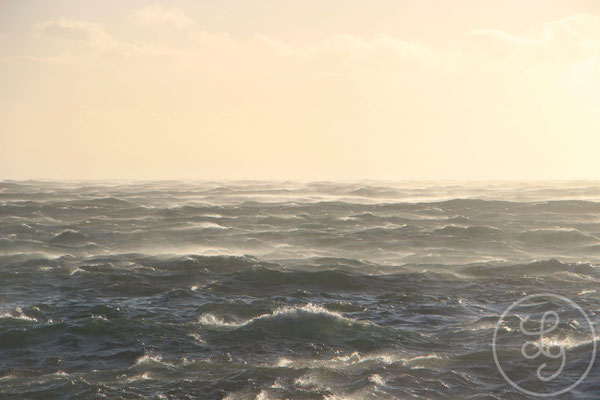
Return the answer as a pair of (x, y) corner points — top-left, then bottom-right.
(0, 307), (40, 323)
(5, 181), (600, 399)
(276, 351), (442, 370)
(519, 229), (599, 246)
(447, 215), (471, 224)
(54, 196), (135, 208)
(218, 266), (377, 292)
(48, 230), (91, 246)
(462, 258), (599, 277)
(199, 303), (365, 329)
(197, 303), (386, 343)
(431, 225), (504, 238)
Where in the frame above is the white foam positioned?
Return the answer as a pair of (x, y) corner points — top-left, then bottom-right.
(368, 374), (386, 386)
(270, 378), (285, 389)
(198, 303), (362, 329)
(403, 353), (443, 364)
(127, 372), (152, 382)
(294, 373), (318, 388)
(255, 390), (271, 400)
(579, 289), (596, 296)
(188, 333), (205, 344)
(197, 313), (242, 327)
(276, 351), (441, 371)
(69, 267), (86, 275)
(182, 222), (227, 230)
(536, 334), (598, 350)
(0, 307), (38, 322)
(134, 354), (163, 366)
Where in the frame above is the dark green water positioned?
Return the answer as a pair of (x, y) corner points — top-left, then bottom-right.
(2, 181), (600, 399)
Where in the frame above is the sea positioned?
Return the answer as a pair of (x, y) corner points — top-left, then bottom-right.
(2, 180), (600, 399)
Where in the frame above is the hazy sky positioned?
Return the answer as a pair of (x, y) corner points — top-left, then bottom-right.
(1, 0), (599, 180)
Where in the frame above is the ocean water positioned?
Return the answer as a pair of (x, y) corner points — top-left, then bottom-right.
(2, 180), (600, 399)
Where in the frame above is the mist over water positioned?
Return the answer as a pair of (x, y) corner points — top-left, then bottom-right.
(2, 180), (600, 399)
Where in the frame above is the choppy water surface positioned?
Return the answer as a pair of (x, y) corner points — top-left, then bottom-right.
(2, 181), (600, 399)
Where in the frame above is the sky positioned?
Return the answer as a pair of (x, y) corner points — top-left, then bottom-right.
(1, 0), (599, 180)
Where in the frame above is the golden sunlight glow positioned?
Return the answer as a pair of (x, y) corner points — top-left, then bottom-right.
(1, 1), (599, 180)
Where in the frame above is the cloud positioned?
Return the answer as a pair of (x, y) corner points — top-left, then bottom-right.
(319, 34), (432, 59)
(134, 5), (193, 28)
(34, 19), (185, 66)
(27, 13), (600, 73)
(559, 14), (600, 44)
(6, 12), (600, 180)
(466, 14), (600, 59)
(36, 19), (114, 49)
